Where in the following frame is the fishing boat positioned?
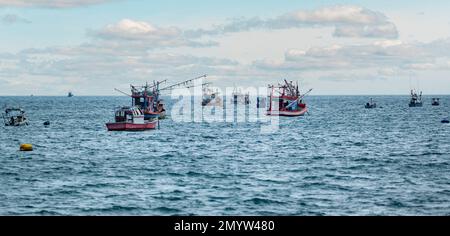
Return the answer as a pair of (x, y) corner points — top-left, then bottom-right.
(106, 106), (158, 131)
(115, 75), (208, 120)
(68, 92), (74, 97)
(202, 85), (222, 107)
(365, 98), (377, 109)
(432, 98), (440, 106)
(231, 87), (250, 105)
(409, 90), (423, 107)
(257, 97), (267, 108)
(266, 80), (312, 117)
(2, 108), (29, 126)
(129, 82), (166, 120)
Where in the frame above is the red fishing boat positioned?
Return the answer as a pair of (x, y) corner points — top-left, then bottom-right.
(266, 80), (312, 117)
(106, 107), (158, 131)
(129, 82), (166, 120)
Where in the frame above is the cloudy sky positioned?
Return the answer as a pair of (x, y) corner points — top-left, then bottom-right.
(0, 0), (450, 95)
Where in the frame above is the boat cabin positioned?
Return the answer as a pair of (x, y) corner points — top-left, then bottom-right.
(114, 107), (145, 124)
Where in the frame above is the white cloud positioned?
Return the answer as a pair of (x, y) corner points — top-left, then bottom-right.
(89, 19), (218, 49)
(254, 39), (450, 78)
(0, 0), (115, 8)
(333, 22), (398, 38)
(186, 5), (398, 39)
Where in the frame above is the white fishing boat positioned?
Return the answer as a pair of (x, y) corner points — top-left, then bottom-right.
(2, 108), (29, 126)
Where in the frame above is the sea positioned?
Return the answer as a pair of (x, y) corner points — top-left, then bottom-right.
(0, 96), (449, 216)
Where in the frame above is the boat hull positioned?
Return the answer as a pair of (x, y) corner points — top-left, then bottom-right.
(266, 107), (308, 117)
(5, 122), (28, 127)
(106, 121), (157, 131)
(409, 103), (423, 107)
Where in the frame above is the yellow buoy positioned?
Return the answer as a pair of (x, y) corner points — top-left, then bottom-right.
(20, 144), (33, 152)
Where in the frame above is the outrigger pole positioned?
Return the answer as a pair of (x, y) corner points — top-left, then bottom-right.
(114, 88), (131, 97)
(299, 89), (313, 100)
(160, 74), (207, 91)
(185, 82), (211, 89)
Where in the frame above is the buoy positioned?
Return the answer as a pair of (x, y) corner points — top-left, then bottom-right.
(20, 144), (33, 152)
(44, 121), (50, 126)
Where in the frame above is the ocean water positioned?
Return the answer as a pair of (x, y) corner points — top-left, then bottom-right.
(0, 96), (449, 216)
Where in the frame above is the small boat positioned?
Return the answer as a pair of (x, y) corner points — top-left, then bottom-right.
(2, 108), (29, 126)
(442, 118), (449, 124)
(106, 107), (158, 131)
(365, 98), (377, 109)
(68, 92), (74, 97)
(257, 97), (267, 108)
(202, 86), (222, 107)
(231, 88), (250, 105)
(409, 90), (423, 107)
(266, 80), (312, 117)
(432, 98), (440, 106)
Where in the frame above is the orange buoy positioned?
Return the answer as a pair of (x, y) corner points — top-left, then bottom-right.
(20, 144), (33, 152)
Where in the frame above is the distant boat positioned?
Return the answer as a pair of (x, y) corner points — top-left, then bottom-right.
(432, 98), (440, 106)
(257, 97), (266, 108)
(409, 90), (423, 107)
(231, 87), (250, 105)
(365, 98), (377, 109)
(202, 85), (222, 107)
(442, 118), (449, 124)
(68, 92), (74, 97)
(266, 80), (312, 117)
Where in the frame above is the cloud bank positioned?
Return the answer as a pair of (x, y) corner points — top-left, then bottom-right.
(186, 6), (398, 39)
(89, 19), (218, 49)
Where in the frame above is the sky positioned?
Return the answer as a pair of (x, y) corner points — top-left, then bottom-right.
(0, 0), (450, 95)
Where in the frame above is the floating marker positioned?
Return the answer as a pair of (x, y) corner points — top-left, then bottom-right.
(20, 144), (33, 152)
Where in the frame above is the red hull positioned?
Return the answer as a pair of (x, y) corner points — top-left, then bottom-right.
(106, 121), (157, 131)
(267, 107), (308, 117)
